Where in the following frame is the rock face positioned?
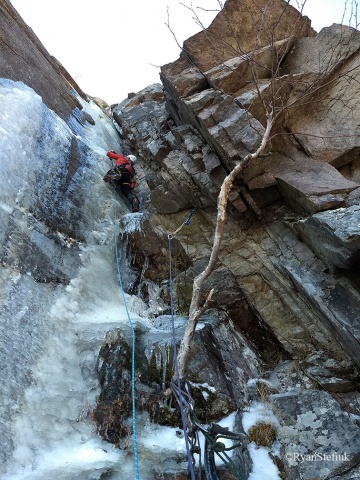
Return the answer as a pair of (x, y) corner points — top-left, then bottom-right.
(182, 0), (315, 72)
(3, 0), (360, 479)
(0, 0), (88, 121)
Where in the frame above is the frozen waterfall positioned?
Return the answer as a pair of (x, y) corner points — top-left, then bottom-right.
(0, 79), (279, 480)
(0, 79), (187, 479)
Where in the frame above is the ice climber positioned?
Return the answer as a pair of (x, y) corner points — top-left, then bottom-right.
(103, 151), (140, 212)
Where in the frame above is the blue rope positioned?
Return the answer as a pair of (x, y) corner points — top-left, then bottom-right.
(113, 191), (140, 480)
(168, 234), (196, 480)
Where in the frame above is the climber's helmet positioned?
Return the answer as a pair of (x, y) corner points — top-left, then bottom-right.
(127, 155), (137, 163)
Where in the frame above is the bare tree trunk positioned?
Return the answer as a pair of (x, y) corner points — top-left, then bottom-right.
(177, 115), (273, 378)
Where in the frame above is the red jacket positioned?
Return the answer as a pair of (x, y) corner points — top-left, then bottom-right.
(106, 151), (135, 176)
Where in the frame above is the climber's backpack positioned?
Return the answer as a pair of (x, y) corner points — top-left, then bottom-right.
(103, 167), (122, 183)
(114, 159), (135, 177)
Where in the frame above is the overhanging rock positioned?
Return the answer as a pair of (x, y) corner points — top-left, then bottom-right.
(182, 0), (314, 72)
(282, 25), (360, 165)
(204, 37), (294, 95)
(268, 153), (359, 214)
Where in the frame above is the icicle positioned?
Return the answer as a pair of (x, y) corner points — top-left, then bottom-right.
(120, 212), (143, 235)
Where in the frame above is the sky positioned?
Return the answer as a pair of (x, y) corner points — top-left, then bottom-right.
(10, 0), (357, 106)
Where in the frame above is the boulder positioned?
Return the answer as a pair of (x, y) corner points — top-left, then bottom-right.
(281, 24), (360, 75)
(160, 53), (209, 99)
(182, 0), (314, 72)
(205, 37), (294, 96)
(271, 390), (360, 480)
(300, 350), (360, 393)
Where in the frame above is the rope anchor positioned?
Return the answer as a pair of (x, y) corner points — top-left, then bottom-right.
(171, 208), (196, 237)
(184, 208), (196, 226)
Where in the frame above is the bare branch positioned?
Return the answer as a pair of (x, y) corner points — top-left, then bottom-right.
(165, 6), (184, 51)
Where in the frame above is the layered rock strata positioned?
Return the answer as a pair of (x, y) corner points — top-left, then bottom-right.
(112, 1), (360, 477)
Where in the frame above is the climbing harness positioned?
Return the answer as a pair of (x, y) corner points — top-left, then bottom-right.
(113, 190), (140, 480)
(167, 209), (246, 480)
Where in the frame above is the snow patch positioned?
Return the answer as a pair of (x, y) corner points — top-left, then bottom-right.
(242, 401), (281, 480)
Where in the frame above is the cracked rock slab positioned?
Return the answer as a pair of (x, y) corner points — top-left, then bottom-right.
(268, 153), (359, 214)
(295, 205), (360, 268)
